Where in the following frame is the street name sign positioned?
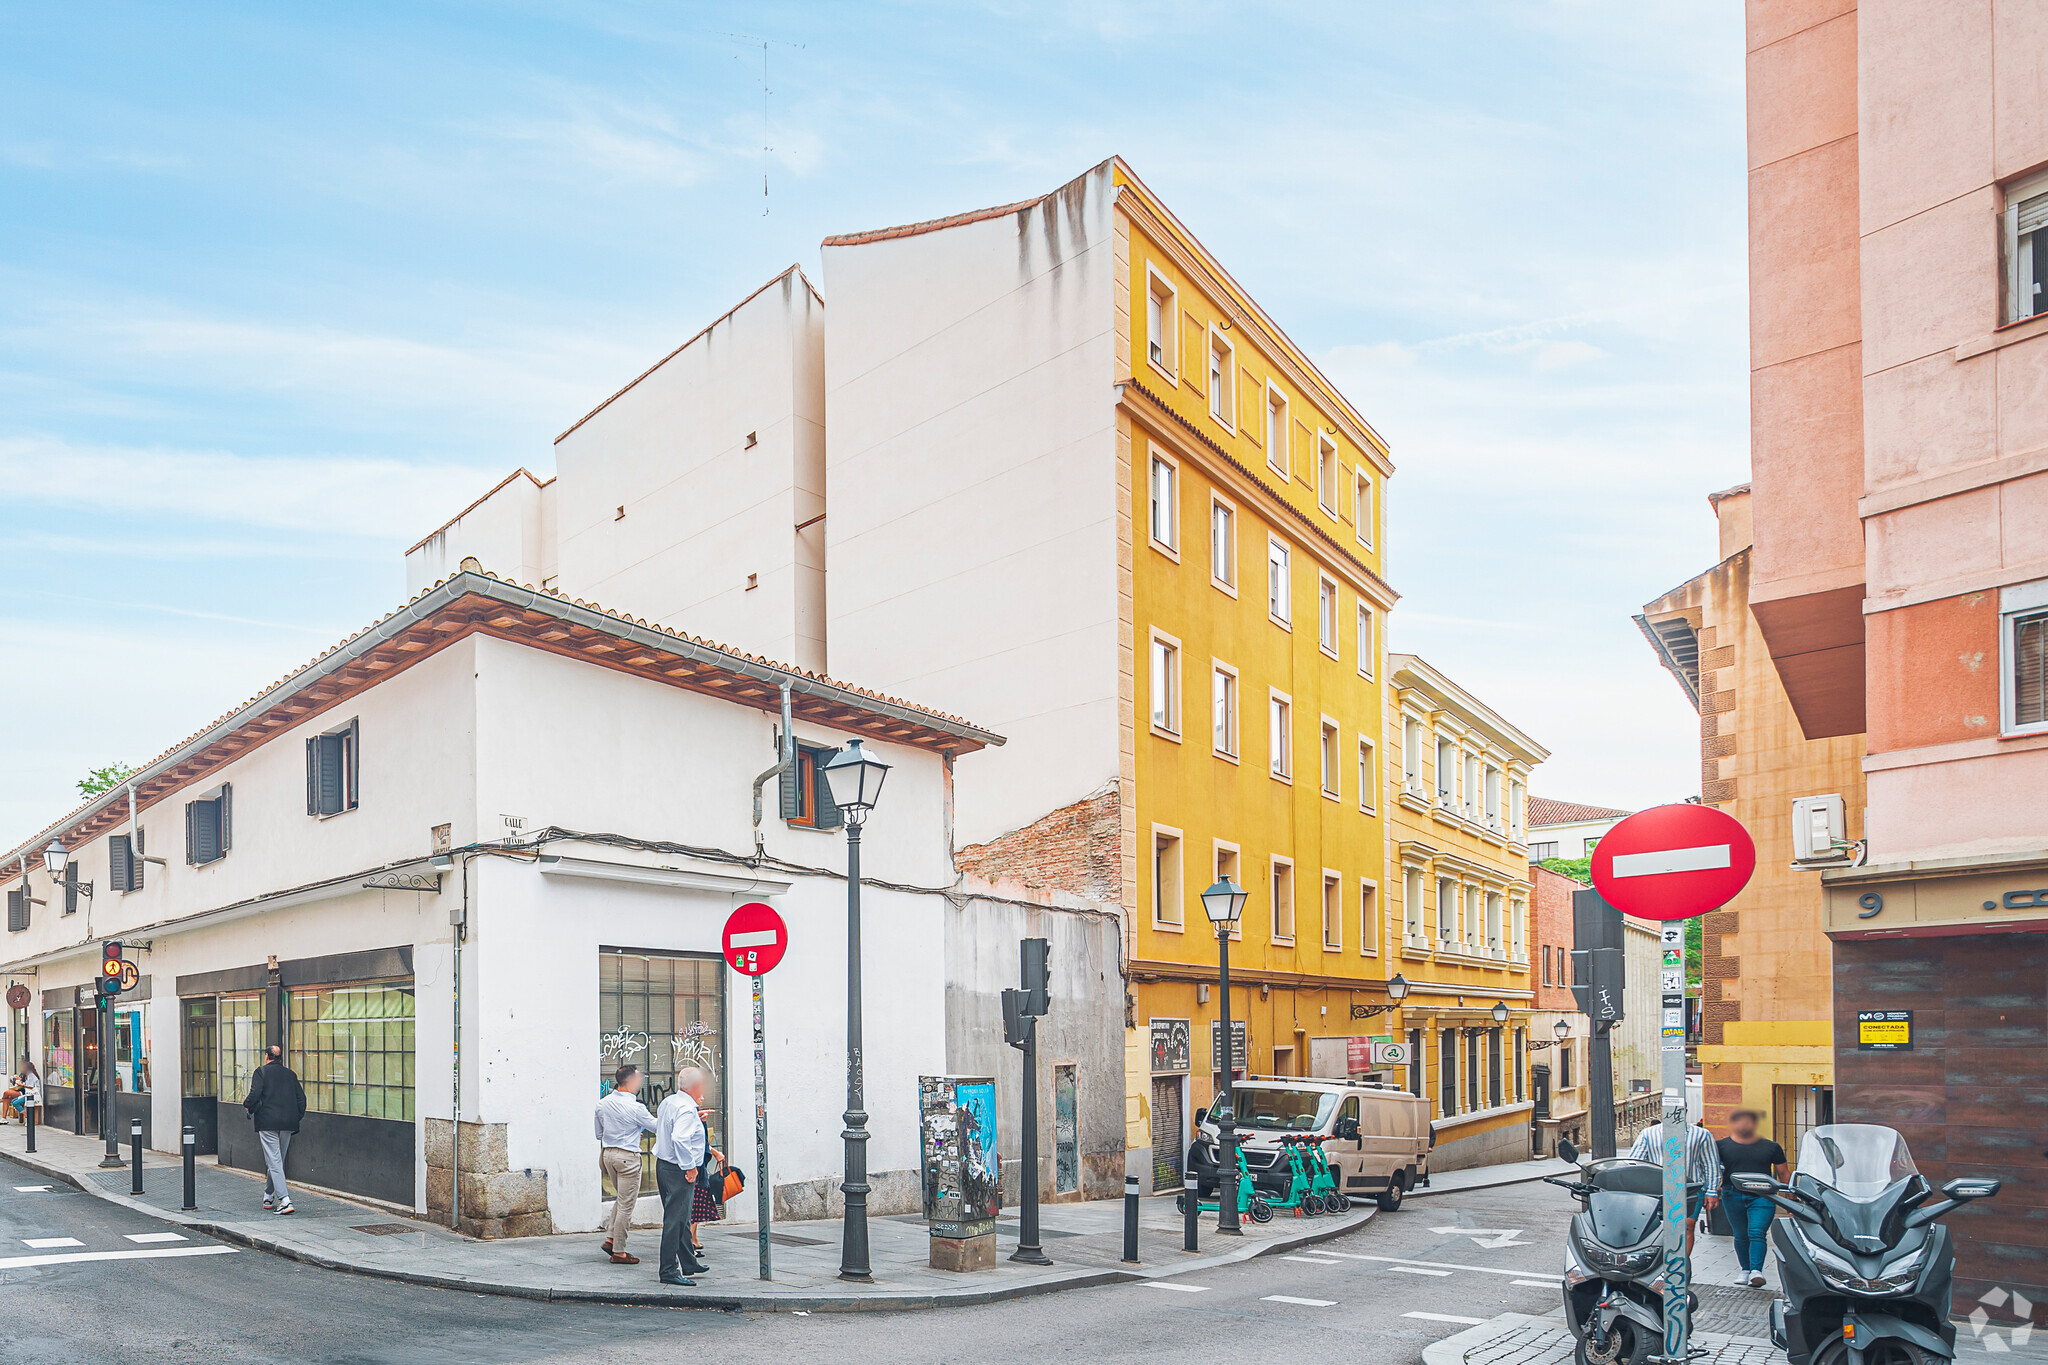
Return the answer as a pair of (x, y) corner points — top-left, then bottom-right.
(1589, 803), (1755, 922)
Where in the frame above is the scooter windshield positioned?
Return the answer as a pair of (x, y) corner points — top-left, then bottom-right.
(1794, 1124), (1918, 1199)
(1587, 1190), (1662, 1248)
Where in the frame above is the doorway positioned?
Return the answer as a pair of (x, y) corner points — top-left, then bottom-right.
(1531, 1064), (1552, 1156)
(1053, 1064), (1079, 1196)
(1151, 1075), (1185, 1190)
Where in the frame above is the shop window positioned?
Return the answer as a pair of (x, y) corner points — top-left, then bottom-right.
(219, 993), (268, 1104)
(600, 949), (726, 1189)
(45, 1009), (77, 1091)
(290, 981), (416, 1121)
(112, 1002), (150, 1094)
(182, 998), (218, 1099)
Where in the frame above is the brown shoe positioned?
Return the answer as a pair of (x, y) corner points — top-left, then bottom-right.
(601, 1240), (614, 1255)
(610, 1252), (640, 1265)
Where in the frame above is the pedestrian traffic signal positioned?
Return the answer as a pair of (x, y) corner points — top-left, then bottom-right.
(100, 943), (124, 982)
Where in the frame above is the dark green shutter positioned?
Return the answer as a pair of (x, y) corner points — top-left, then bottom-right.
(306, 736), (319, 815)
(64, 862), (78, 915)
(185, 799), (197, 865)
(316, 734), (346, 815)
(345, 719), (359, 810)
(220, 783), (233, 851)
(6, 887), (24, 932)
(111, 834), (133, 892)
(777, 734), (802, 821)
(814, 749), (844, 830)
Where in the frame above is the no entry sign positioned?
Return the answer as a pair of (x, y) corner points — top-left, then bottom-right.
(1590, 803), (1756, 921)
(722, 901), (788, 976)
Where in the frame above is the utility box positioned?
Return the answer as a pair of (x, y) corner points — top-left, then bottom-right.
(918, 1075), (1000, 1272)
(1791, 794), (1849, 864)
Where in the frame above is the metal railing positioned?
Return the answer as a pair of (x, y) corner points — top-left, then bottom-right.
(1615, 1091), (1662, 1142)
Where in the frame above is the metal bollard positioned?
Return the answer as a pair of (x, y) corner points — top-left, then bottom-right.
(1122, 1174), (1140, 1264)
(24, 1101), (34, 1154)
(130, 1120), (143, 1195)
(1183, 1173), (1200, 1253)
(181, 1127), (197, 1211)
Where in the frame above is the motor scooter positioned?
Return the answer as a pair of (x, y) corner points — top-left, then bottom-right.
(1728, 1123), (1998, 1365)
(1547, 1138), (1697, 1365)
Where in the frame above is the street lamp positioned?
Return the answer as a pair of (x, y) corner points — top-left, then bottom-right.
(1491, 1000), (1510, 1025)
(821, 739), (890, 1282)
(1200, 876), (1248, 1235)
(1386, 972), (1410, 1004)
(40, 838), (91, 901)
(1554, 1016), (1571, 1042)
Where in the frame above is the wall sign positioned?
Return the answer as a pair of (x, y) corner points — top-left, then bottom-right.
(1149, 1017), (1190, 1074)
(1856, 1009), (1913, 1051)
(1209, 1019), (1248, 1071)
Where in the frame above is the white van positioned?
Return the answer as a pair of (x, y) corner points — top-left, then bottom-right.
(1190, 1077), (1434, 1210)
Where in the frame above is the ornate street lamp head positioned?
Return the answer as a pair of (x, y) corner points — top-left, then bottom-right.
(1492, 1000), (1510, 1025)
(1554, 1016), (1571, 1041)
(42, 838), (67, 879)
(822, 739), (891, 825)
(1200, 876), (1247, 928)
(1386, 972), (1410, 1003)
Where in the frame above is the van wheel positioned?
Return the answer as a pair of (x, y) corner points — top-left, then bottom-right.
(1377, 1178), (1405, 1211)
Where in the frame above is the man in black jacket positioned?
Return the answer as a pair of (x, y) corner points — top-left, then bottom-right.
(243, 1044), (307, 1214)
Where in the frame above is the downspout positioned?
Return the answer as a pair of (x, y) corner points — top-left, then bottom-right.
(450, 854), (469, 1233)
(749, 683), (795, 858)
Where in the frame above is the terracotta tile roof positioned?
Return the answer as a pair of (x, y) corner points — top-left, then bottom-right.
(1527, 797), (1633, 828)
(1707, 482), (1752, 506)
(4, 567), (1001, 879)
(821, 196), (1042, 248)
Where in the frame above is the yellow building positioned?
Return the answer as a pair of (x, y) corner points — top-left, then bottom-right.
(1381, 654), (1548, 1168)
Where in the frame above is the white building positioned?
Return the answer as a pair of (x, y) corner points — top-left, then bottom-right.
(0, 568), (1034, 1233)
(1525, 797), (1633, 864)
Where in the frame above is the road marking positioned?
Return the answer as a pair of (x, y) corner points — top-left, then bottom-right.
(0, 1245), (237, 1270)
(124, 1233), (188, 1244)
(1325, 1253), (1549, 1278)
(1140, 1281), (1209, 1293)
(1428, 1224), (1530, 1249)
(1611, 844), (1730, 878)
(23, 1238), (83, 1249)
(12, 1185), (53, 1193)
(1390, 1265), (1454, 1276)
(1407, 1312), (1488, 1325)
(1514, 1279), (1555, 1288)
(1264, 1295), (1337, 1307)
(1282, 1255), (1345, 1265)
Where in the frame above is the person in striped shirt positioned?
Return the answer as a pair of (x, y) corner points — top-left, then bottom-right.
(1627, 1119), (1723, 1254)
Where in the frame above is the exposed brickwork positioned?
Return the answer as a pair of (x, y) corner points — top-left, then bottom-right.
(1703, 733), (1737, 759)
(955, 785), (1122, 904)
(1530, 865), (1581, 1011)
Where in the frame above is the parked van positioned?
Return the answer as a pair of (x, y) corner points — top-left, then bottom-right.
(1188, 1077), (1433, 1210)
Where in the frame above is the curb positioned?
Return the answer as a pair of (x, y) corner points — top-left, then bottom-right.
(1, 1148), (1375, 1313)
(1409, 1167), (1556, 1199)
(1420, 1312), (1553, 1365)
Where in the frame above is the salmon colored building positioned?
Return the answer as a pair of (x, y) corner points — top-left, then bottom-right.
(1739, 0), (2048, 1310)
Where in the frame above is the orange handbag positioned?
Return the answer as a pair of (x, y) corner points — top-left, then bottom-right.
(722, 1166), (746, 1202)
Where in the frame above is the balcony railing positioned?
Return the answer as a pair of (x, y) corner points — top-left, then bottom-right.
(1616, 1092), (1662, 1143)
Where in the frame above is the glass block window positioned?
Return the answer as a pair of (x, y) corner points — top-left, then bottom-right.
(289, 981), (415, 1121)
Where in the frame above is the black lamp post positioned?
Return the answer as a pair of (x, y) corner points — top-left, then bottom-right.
(821, 739), (890, 1283)
(1200, 876), (1248, 1235)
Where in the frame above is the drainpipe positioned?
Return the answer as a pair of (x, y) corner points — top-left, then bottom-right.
(450, 855), (470, 1233)
(749, 684), (796, 858)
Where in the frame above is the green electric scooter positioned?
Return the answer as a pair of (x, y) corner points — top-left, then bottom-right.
(1177, 1146), (1275, 1223)
(1301, 1135), (1350, 1213)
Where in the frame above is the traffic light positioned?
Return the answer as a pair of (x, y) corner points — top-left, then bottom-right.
(97, 942), (130, 996)
(1020, 938), (1050, 1017)
(1001, 988), (1034, 1049)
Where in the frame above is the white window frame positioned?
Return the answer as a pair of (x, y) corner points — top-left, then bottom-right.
(1147, 447), (1179, 559)
(1214, 840), (1244, 941)
(1357, 602), (1375, 680)
(1355, 468), (1375, 549)
(2000, 577), (2048, 735)
(1211, 660), (1240, 761)
(1144, 263), (1180, 382)
(1358, 877), (1379, 956)
(1269, 689), (1293, 783)
(1208, 326), (1236, 431)
(1403, 866), (1426, 945)
(1267, 537), (1291, 627)
(1435, 875), (1456, 947)
(1152, 823), (1185, 929)
(1265, 382), (1290, 480)
(1510, 897), (1526, 963)
(1322, 869), (1343, 951)
(1209, 492), (1237, 596)
(1319, 716), (1341, 800)
(1270, 855), (1295, 945)
(1316, 432), (1338, 515)
(2003, 169), (2048, 325)
(1317, 575), (1339, 659)
(1358, 735), (1377, 814)
(1149, 627), (1182, 740)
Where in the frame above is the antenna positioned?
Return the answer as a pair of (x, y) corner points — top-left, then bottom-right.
(722, 30), (805, 218)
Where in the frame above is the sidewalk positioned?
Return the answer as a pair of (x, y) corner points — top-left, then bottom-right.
(1422, 1312), (1779, 1365)
(1411, 1159), (1561, 1199)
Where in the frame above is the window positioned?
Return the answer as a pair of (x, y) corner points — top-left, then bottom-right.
(1357, 604), (1375, 679)
(780, 741), (845, 829)
(1435, 737), (1455, 805)
(1317, 577), (1338, 656)
(1269, 693), (1292, 780)
(1319, 720), (1341, 797)
(2004, 171), (2048, 324)
(1316, 434), (1337, 514)
(1509, 778), (1526, 844)
(1438, 1028), (1457, 1117)
(1145, 268), (1178, 374)
(1484, 766), (1502, 832)
(1487, 1029), (1503, 1108)
(1265, 385), (1290, 477)
(1541, 945), (1552, 985)
(289, 982), (416, 1120)
(1215, 844), (1242, 941)
(307, 717), (360, 817)
(1357, 737), (1377, 814)
(1212, 664), (1239, 757)
(2001, 579), (2048, 733)
(1531, 840), (1559, 861)
(184, 784), (232, 867)
(1322, 872), (1342, 950)
(1559, 1041), (1574, 1089)
(219, 993), (267, 1103)
(1464, 754), (1481, 819)
(1403, 719), (1423, 795)
(1583, 836), (1602, 857)
(182, 998), (218, 1100)
(1486, 892), (1503, 956)
(1515, 1028), (1527, 1102)
(1407, 1028), (1424, 1098)
(1511, 899), (1526, 961)
(1150, 632), (1181, 736)
(1153, 829), (1184, 927)
(1209, 496), (1236, 590)
(599, 950), (727, 1189)
(1148, 453), (1178, 553)
(1466, 885), (1484, 949)
(1403, 867), (1425, 942)
(1267, 539), (1290, 624)
(1358, 879), (1378, 954)
(1355, 469), (1375, 548)
(1270, 858), (1295, 942)
(1467, 1031), (1481, 1111)
(1208, 329), (1235, 428)
(110, 829), (145, 893)
(1436, 876), (1456, 945)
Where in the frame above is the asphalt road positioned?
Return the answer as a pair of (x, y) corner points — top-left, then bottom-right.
(0, 1162), (1579, 1364)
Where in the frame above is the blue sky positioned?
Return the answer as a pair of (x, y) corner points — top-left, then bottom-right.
(0, 1), (1747, 838)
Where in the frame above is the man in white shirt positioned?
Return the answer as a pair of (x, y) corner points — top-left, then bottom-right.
(1626, 1118), (1723, 1254)
(653, 1066), (709, 1286)
(593, 1065), (658, 1264)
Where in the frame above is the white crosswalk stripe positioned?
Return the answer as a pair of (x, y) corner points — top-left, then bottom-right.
(0, 1245), (237, 1270)
(1390, 1264), (1453, 1276)
(1282, 1255), (1344, 1264)
(12, 1186), (53, 1193)
(1140, 1280), (1209, 1292)
(1264, 1295), (1337, 1307)
(124, 1233), (188, 1244)
(1513, 1279), (1554, 1288)
(23, 1237), (83, 1249)
(1407, 1312), (1488, 1325)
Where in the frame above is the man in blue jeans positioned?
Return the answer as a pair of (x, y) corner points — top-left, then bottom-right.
(1716, 1110), (1788, 1287)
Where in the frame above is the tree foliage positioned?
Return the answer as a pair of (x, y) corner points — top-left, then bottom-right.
(77, 762), (139, 797)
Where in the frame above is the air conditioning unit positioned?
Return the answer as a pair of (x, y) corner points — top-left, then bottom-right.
(1791, 794), (1850, 865)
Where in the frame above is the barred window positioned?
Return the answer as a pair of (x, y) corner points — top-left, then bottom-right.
(290, 982), (416, 1121)
(219, 993), (267, 1103)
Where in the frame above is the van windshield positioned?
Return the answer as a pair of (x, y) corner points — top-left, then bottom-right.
(1208, 1088), (1338, 1132)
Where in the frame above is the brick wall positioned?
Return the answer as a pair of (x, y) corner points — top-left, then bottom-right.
(955, 783), (1122, 905)
(1530, 865), (1580, 1012)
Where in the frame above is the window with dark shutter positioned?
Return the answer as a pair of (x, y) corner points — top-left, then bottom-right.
(110, 833), (143, 893)
(776, 739), (843, 830)
(308, 719), (360, 816)
(63, 862), (78, 916)
(6, 886), (25, 933)
(2016, 610), (2047, 728)
(187, 790), (227, 866)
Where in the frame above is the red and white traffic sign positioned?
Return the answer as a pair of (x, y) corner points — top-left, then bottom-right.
(1590, 803), (1756, 922)
(722, 901), (788, 976)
